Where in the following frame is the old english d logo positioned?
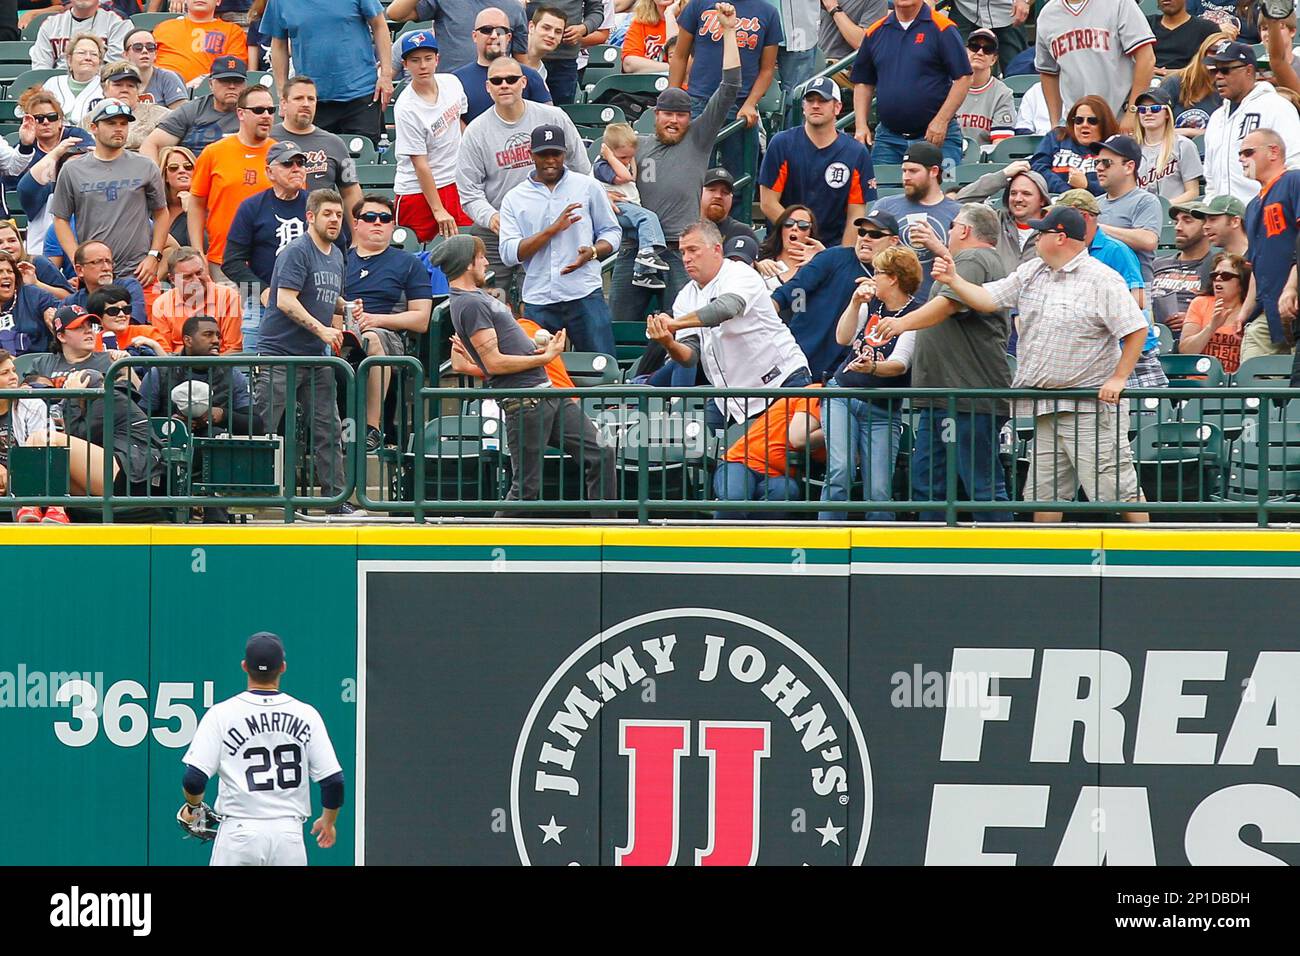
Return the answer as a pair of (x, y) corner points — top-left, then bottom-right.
(616, 720), (770, 866)
(512, 609), (871, 865)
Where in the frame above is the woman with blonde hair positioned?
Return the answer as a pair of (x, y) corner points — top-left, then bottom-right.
(1134, 88), (1201, 204)
(158, 145), (197, 248)
(42, 34), (106, 126)
(1158, 31), (1228, 136)
(622, 0), (683, 73)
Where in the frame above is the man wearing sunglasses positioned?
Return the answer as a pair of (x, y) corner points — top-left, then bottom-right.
(50, 98), (168, 285)
(1202, 40), (1300, 203)
(385, 0), (529, 74)
(29, 0), (132, 71)
(188, 85), (277, 281)
(452, 7), (552, 124)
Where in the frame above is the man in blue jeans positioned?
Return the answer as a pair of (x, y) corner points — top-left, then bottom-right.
(499, 124), (622, 357)
(873, 203), (1014, 521)
(849, 0), (972, 170)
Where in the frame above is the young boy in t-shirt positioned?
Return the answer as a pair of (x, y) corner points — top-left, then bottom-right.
(593, 123), (670, 290)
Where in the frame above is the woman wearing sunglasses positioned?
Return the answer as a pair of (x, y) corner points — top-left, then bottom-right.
(1157, 31), (1228, 135)
(159, 145), (197, 249)
(87, 284), (167, 355)
(123, 28), (188, 108)
(1133, 88), (1202, 204)
(42, 33), (106, 128)
(1029, 94), (1117, 196)
(1178, 252), (1249, 373)
(13, 89), (91, 258)
(756, 205), (824, 291)
(956, 29), (1016, 156)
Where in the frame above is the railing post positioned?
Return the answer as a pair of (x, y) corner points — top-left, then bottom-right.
(637, 389), (649, 524)
(283, 364), (297, 523)
(102, 370), (115, 523)
(944, 394), (958, 527)
(1257, 408), (1270, 528)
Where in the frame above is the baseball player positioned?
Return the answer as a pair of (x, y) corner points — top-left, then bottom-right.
(179, 632), (344, 866)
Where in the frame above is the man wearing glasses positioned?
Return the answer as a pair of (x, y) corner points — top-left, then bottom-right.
(63, 242), (148, 327)
(385, 0), (529, 73)
(50, 98), (168, 285)
(1202, 40), (1300, 204)
(188, 85), (278, 282)
(452, 7), (552, 124)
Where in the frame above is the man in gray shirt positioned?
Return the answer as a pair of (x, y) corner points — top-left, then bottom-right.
(437, 233), (615, 515)
(1093, 134), (1163, 282)
(255, 188), (357, 515)
(270, 75), (363, 218)
(141, 55), (247, 160)
(819, 0), (888, 65)
(456, 56), (589, 304)
(50, 98), (168, 283)
(609, 14), (741, 327)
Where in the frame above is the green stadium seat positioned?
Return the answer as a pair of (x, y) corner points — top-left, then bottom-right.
(559, 103), (627, 128)
(1156, 322), (1174, 355)
(403, 415), (502, 505)
(21, 18), (46, 41)
(988, 134), (1041, 163)
(1135, 420), (1224, 505)
(355, 163), (397, 187)
(9, 69), (62, 97)
(150, 417), (193, 518)
(1219, 420), (1300, 503)
(344, 134), (377, 165)
(390, 225), (421, 252)
(561, 351), (620, 387)
(9, 444), (69, 497)
(588, 72), (670, 105)
(0, 41), (34, 63)
(951, 163), (1003, 187)
(611, 320), (647, 367)
(132, 12), (181, 30)
(874, 164), (905, 188)
(1234, 354), (1293, 388)
(1159, 353), (1225, 387)
(1003, 74), (1039, 96)
(633, 109), (656, 134)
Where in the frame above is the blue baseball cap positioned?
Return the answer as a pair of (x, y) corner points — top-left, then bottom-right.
(398, 30), (438, 59)
(802, 76), (838, 102)
(245, 632), (285, 674)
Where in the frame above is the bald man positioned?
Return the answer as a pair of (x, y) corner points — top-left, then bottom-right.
(452, 6), (553, 123)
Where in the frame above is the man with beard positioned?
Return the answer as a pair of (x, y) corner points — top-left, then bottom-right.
(269, 76), (363, 219)
(954, 159), (1051, 270)
(1151, 202), (1214, 341)
(254, 188), (357, 515)
(699, 168), (756, 243)
(609, 1), (741, 326)
(873, 141), (960, 298)
(457, 55), (589, 303)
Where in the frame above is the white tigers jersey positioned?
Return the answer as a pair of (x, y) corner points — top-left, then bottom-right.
(183, 690), (341, 821)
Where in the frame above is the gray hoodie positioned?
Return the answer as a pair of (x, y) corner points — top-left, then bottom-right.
(955, 167), (1051, 273)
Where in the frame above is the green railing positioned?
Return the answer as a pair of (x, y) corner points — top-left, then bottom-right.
(11, 358), (1300, 527)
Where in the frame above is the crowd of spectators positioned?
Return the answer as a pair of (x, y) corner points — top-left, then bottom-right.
(1, 0), (1299, 524)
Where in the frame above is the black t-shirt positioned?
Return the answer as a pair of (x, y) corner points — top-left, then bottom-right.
(716, 216), (758, 244)
(1148, 14), (1222, 70)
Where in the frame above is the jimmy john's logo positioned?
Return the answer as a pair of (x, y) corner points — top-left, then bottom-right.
(511, 609), (871, 865)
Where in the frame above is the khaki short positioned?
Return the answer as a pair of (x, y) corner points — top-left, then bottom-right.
(362, 327), (404, 357)
(1029, 401), (1141, 504)
(1239, 318), (1294, 365)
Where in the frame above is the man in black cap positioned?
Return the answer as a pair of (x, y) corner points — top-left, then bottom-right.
(1202, 38), (1300, 203)
(436, 233), (616, 514)
(933, 206), (1151, 523)
(700, 167), (756, 243)
(872, 141), (960, 298)
(1091, 134), (1162, 282)
(759, 75), (875, 246)
(498, 124), (622, 357)
(143, 54), (247, 160)
(181, 632), (346, 866)
(609, 4), (742, 328)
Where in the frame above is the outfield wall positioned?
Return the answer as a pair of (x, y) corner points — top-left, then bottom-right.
(3, 526), (1298, 865)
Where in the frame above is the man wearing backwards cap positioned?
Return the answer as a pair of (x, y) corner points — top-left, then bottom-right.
(50, 97), (168, 283)
(758, 75), (876, 247)
(1202, 38), (1300, 203)
(181, 632), (346, 866)
(435, 233), (616, 514)
(932, 206), (1151, 523)
(499, 124), (622, 357)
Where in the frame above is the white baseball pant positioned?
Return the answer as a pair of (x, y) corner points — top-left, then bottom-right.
(210, 817), (308, 866)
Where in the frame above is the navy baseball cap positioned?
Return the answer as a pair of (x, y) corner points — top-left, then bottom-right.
(1028, 206), (1087, 241)
(245, 632), (285, 673)
(855, 208), (900, 236)
(802, 76), (837, 102)
(398, 30), (438, 59)
(724, 234), (760, 265)
(530, 124), (566, 153)
(210, 55), (246, 79)
(1205, 39), (1254, 64)
(1090, 134), (1142, 167)
(267, 140), (307, 165)
(655, 87), (693, 112)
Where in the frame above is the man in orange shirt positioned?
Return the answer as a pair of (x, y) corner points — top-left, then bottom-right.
(715, 386), (824, 519)
(153, 0), (249, 85)
(188, 84), (275, 280)
(151, 247), (244, 353)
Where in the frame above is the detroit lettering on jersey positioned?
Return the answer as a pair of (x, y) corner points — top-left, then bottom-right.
(1137, 155), (1178, 192)
(76, 177), (146, 200)
(1050, 26), (1113, 58)
(221, 709), (313, 756)
(699, 9), (763, 49)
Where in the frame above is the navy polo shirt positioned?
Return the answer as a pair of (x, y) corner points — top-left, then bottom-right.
(772, 245), (874, 382)
(344, 246), (436, 315)
(849, 3), (971, 139)
(1246, 169), (1300, 344)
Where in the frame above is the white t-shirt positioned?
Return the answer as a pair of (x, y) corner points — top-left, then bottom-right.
(394, 74), (468, 194)
(674, 258), (809, 423)
(182, 690), (342, 821)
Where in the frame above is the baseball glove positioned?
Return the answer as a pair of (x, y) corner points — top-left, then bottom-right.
(177, 802), (222, 842)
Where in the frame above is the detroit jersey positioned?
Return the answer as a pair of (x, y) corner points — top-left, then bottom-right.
(1034, 0), (1155, 122)
(183, 690), (341, 820)
(957, 77), (1016, 149)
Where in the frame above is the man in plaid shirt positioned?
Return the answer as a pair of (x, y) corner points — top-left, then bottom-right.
(932, 206), (1150, 523)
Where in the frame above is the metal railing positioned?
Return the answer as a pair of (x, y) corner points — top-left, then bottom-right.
(11, 359), (1300, 527)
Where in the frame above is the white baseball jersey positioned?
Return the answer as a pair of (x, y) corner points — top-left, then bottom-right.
(1203, 82), (1300, 204)
(30, 9), (133, 71)
(183, 690), (341, 821)
(957, 77), (1017, 149)
(1034, 0), (1155, 122)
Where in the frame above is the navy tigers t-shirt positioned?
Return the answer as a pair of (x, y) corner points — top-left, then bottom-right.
(344, 246), (435, 315)
(1245, 169), (1300, 344)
